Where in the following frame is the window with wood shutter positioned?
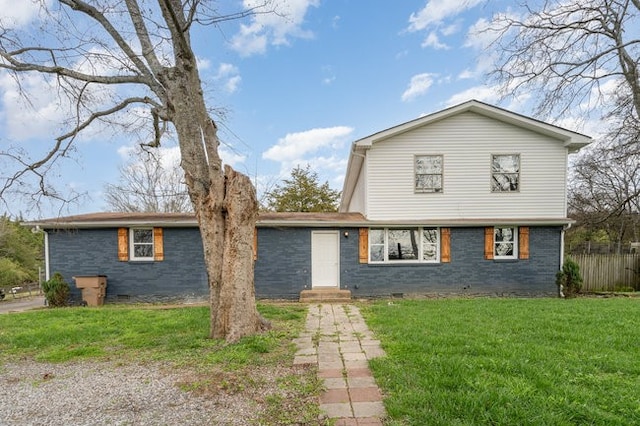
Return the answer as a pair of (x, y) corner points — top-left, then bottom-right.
(486, 226), (526, 260)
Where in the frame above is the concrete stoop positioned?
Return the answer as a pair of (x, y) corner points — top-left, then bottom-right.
(299, 289), (352, 303)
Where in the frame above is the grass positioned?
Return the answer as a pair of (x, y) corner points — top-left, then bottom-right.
(361, 298), (640, 426)
(0, 302), (324, 424)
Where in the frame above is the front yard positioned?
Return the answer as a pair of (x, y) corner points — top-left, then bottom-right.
(2, 297), (638, 424)
(361, 297), (640, 425)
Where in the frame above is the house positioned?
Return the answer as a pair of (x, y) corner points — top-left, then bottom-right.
(26, 100), (591, 302)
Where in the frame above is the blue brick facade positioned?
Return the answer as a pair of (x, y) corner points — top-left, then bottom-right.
(254, 225), (562, 299)
(46, 225), (562, 302)
(47, 227), (208, 303)
(341, 226), (561, 297)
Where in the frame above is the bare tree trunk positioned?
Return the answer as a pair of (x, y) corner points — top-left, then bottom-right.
(166, 64), (267, 342)
(214, 166), (270, 341)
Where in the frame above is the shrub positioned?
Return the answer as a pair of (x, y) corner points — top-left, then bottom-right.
(42, 272), (70, 307)
(556, 257), (583, 297)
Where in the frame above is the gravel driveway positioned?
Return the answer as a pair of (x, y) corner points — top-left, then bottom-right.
(1, 360), (261, 425)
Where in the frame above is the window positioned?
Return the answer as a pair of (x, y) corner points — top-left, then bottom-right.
(130, 228), (154, 260)
(369, 227), (440, 263)
(415, 155), (443, 193)
(494, 226), (517, 259)
(491, 154), (520, 192)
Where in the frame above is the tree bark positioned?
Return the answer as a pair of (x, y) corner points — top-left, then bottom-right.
(214, 166), (270, 341)
(163, 58), (266, 343)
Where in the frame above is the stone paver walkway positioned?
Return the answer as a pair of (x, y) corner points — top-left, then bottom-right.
(293, 304), (387, 425)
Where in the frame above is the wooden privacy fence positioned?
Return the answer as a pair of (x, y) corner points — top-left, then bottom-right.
(571, 254), (640, 292)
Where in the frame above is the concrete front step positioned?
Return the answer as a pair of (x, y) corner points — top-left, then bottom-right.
(299, 289), (352, 303)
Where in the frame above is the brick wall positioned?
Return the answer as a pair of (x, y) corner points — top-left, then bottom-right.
(47, 227), (208, 303)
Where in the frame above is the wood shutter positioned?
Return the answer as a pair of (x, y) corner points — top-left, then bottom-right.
(153, 227), (164, 261)
(359, 228), (368, 263)
(440, 228), (451, 263)
(519, 227), (530, 259)
(484, 227), (494, 260)
(117, 228), (129, 261)
(253, 228), (258, 261)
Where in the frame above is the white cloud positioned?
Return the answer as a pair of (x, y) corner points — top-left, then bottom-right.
(0, 71), (67, 141)
(220, 146), (246, 167)
(197, 57), (212, 71)
(0, 0), (49, 28)
(408, 0), (484, 32)
(445, 84), (501, 106)
(401, 73), (436, 102)
(230, 0), (320, 57)
(421, 32), (449, 50)
(263, 126), (353, 162)
(214, 63), (242, 93)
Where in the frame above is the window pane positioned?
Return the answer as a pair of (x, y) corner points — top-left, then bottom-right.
(133, 229), (153, 243)
(370, 245), (384, 262)
(422, 229), (438, 261)
(416, 156), (442, 174)
(388, 229), (418, 260)
(492, 155), (519, 173)
(492, 174), (519, 191)
(492, 155), (520, 192)
(415, 155), (443, 192)
(370, 229), (384, 245)
(415, 175), (442, 192)
(134, 244), (153, 258)
(494, 227), (516, 257)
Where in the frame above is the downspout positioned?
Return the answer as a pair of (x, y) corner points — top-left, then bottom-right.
(561, 223), (571, 267)
(559, 222), (572, 298)
(43, 229), (50, 282)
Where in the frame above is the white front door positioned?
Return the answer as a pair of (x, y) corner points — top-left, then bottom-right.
(311, 231), (340, 288)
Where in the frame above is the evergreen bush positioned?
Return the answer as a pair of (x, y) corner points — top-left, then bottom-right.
(556, 257), (583, 297)
(42, 272), (70, 307)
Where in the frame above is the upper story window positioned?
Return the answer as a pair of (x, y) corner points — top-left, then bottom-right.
(369, 227), (440, 263)
(491, 154), (520, 192)
(415, 155), (443, 193)
(130, 228), (154, 261)
(494, 226), (518, 259)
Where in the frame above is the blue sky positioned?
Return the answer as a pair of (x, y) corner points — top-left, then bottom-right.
(0, 0), (598, 218)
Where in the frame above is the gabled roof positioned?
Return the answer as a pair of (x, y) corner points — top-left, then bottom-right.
(340, 99), (593, 211)
(24, 211), (367, 229)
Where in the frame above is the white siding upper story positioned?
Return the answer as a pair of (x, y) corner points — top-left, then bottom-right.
(340, 100), (592, 223)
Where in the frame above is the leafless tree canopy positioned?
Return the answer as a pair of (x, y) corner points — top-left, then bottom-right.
(104, 146), (192, 213)
(0, 0), (273, 341)
(488, 0), (640, 144)
(569, 140), (640, 246)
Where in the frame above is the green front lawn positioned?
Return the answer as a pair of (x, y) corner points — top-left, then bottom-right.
(361, 298), (640, 425)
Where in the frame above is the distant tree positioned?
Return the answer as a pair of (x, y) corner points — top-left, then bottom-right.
(0, 216), (42, 288)
(265, 165), (341, 212)
(488, 0), (640, 149)
(104, 146), (192, 213)
(567, 141), (640, 252)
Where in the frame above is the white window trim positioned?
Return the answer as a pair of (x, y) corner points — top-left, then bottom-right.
(129, 228), (154, 261)
(494, 226), (518, 259)
(414, 154), (443, 193)
(369, 227), (441, 264)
